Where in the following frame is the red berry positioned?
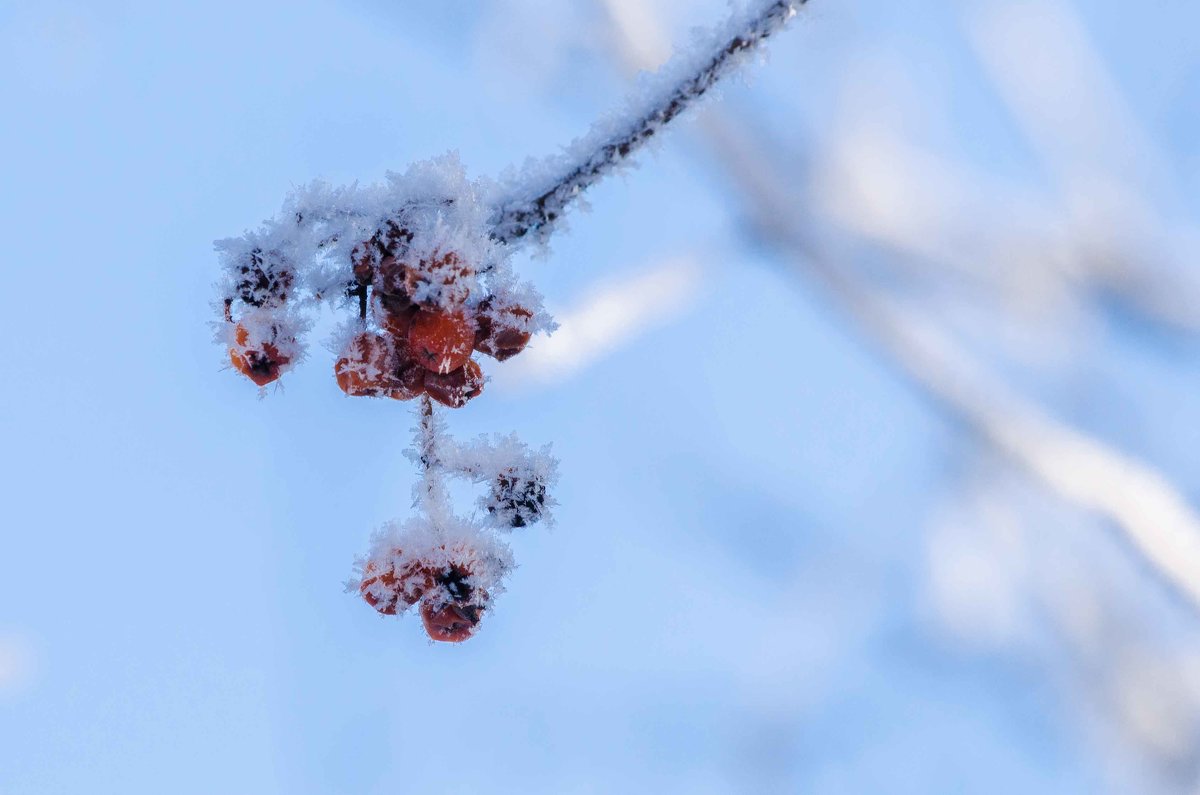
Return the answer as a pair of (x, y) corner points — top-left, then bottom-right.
(420, 601), (482, 643)
(229, 323), (291, 387)
(360, 557), (433, 616)
(408, 310), (475, 374)
(475, 300), (534, 361)
(362, 222), (414, 295)
(389, 351), (428, 402)
(372, 292), (418, 338)
(374, 255), (409, 298)
(424, 359), (484, 408)
(334, 332), (395, 397)
(332, 333), (425, 402)
(403, 251), (474, 306)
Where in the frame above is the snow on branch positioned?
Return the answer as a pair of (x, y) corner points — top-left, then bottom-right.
(489, 0), (806, 246)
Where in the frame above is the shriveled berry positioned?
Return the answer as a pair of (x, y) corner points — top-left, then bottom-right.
(421, 561), (487, 641)
(334, 332), (397, 397)
(408, 310), (474, 374)
(359, 557), (433, 616)
(424, 359), (484, 408)
(235, 249), (293, 308)
(488, 470), (547, 528)
(475, 300), (534, 361)
(389, 350), (427, 402)
(229, 323), (291, 387)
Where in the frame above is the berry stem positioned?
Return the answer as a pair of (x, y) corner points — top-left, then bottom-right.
(414, 394), (453, 518)
(489, 0), (806, 246)
(418, 393), (436, 468)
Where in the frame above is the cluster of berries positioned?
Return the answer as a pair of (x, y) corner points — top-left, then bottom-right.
(331, 223), (534, 408)
(224, 248), (299, 387)
(353, 422), (557, 643)
(222, 211), (540, 413)
(217, 161), (558, 645)
(359, 540), (499, 643)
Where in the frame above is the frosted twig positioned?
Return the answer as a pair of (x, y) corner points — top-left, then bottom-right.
(490, 0), (806, 246)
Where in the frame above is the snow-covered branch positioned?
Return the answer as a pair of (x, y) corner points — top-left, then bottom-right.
(489, 0), (806, 246)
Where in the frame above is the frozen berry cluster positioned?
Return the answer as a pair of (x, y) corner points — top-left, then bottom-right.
(352, 421), (557, 643)
(221, 222), (540, 409)
(217, 156), (560, 644)
(218, 0), (807, 643)
(223, 247), (301, 387)
(332, 222), (535, 409)
(359, 540), (501, 643)
(216, 155), (553, 404)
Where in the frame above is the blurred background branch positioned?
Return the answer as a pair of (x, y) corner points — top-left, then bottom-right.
(597, 0), (1200, 790)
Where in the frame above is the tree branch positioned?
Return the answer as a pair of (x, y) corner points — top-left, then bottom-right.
(490, 0), (806, 246)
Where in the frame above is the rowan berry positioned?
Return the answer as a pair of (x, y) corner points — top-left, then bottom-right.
(374, 254), (409, 298)
(389, 353), (428, 402)
(334, 332), (396, 397)
(408, 309), (475, 374)
(372, 292), (418, 338)
(475, 299), (534, 361)
(229, 323), (292, 387)
(419, 561), (487, 642)
(424, 359), (484, 408)
(362, 221), (414, 295)
(420, 601), (483, 643)
(359, 557), (434, 616)
(402, 251), (474, 307)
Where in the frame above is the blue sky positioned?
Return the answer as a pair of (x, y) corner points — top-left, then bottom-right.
(2, 1), (1199, 793)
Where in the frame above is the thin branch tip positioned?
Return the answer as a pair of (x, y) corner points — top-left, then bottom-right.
(491, 0), (808, 246)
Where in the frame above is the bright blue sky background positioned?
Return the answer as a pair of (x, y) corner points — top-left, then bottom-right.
(2, 1), (1199, 793)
